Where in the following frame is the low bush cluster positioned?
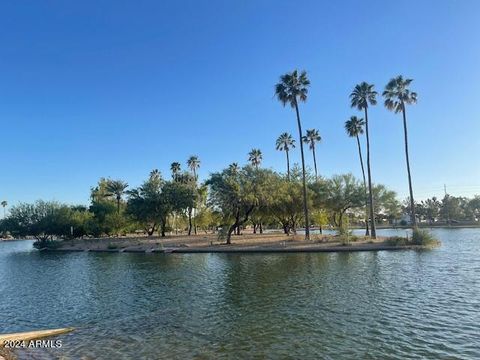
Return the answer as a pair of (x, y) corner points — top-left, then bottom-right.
(386, 229), (440, 248)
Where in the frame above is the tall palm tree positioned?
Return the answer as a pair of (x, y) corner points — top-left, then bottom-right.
(106, 179), (129, 214)
(275, 70), (311, 240)
(1, 200), (7, 218)
(383, 75), (418, 227)
(187, 156), (200, 235)
(350, 82), (377, 238)
(345, 116), (369, 236)
(276, 132), (295, 179)
(228, 162), (239, 175)
(187, 156), (200, 180)
(150, 169), (161, 179)
(170, 162), (181, 180)
(302, 129), (321, 180)
(248, 149), (262, 169)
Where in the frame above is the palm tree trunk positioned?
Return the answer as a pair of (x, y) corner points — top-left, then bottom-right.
(286, 149), (290, 180)
(402, 105), (416, 228)
(294, 100), (310, 240)
(116, 198), (120, 214)
(356, 135), (370, 236)
(312, 145), (318, 181)
(364, 108), (376, 238)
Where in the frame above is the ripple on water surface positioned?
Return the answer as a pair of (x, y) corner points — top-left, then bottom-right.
(1, 228), (479, 359)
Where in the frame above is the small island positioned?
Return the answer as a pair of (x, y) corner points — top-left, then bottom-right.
(41, 229), (438, 254)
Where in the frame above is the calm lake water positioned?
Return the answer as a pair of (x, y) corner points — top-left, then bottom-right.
(1, 228), (479, 359)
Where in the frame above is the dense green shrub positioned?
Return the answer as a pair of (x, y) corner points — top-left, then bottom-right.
(386, 230), (440, 247)
(386, 236), (408, 246)
(33, 239), (63, 250)
(411, 228), (440, 247)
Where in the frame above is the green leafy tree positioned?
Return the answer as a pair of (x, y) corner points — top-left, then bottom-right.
(275, 132), (295, 180)
(383, 75), (418, 227)
(127, 171), (195, 237)
(3, 201), (86, 243)
(421, 197), (441, 224)
(302, 129), (321, 181)
(248, 148), (263, 169)
(275, 70), (311, 240)
(173, 171), (197, 235)
(440, 194), (463, 224)
(268, 175), (307, 234)
(345, 116), (369, 235)
(311, 174), (364, 230)
(126, 170), (165, 236)
(350, 82), (378, 238)
(372, 184), (401, 224)
(467, 196), (480, 221)
(89, 178), (122, 236)
(207, 166), (274, 244)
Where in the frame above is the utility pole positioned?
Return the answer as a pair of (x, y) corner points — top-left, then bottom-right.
(444, 184), (450, 226)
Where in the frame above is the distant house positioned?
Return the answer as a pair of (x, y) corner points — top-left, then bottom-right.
(392, 213), (418, 226)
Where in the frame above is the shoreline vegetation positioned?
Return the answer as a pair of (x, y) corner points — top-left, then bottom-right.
(3, 71), (475, 248)
(34, 230), (439, 254)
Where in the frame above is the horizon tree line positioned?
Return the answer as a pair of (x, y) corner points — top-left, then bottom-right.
(0, 71), (422, 243)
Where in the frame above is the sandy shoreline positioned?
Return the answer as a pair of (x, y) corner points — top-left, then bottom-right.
(43, 232), (420, 254)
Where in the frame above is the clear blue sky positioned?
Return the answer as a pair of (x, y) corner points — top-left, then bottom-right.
(1, 0), (479, 206)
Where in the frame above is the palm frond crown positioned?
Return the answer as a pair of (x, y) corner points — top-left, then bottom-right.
(187, 156), (200, 173)
(350, 82), (378, 110)
(106, 179), (129, 200)
(383, 75), (417, 113)
(275, 132), (295, 151)
(275, 70), (310, 108)
(248, 148), (263, 167)
(302, 129), (321, 150)
(170, 162), (181, 175)
(344, 116), (365, 137)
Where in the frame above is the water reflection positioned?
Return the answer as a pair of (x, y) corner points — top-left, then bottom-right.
(0, 229), (479, 359)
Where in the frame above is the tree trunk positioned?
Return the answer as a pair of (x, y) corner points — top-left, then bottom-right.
(364, 108), (377, 238)
(161, 217), (166, 237)
(356, 135), (370, 236)
(312, 145), (318, 181)
(402, 105), (416, 228)
(294, 100), (310, 240)
(116, 197), (121, 214)
(226, 206), (255, 244)
(286, 149), (290, 180)
(226, 224), (236, 244)
(193, 207), (197, 235)
(188, 207), (193, 235)
(259, 222), (263, 234)
(332, 213), (337, 228)
(253, 223), (257, 234)
(146, 224), (157, 236)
